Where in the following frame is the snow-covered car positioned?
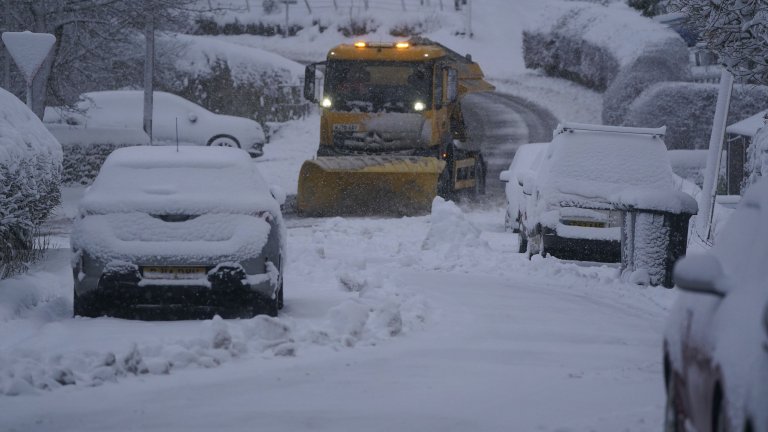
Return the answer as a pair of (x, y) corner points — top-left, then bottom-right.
(45, 91), (266, 158)
(499, 142), (547, 243)
(519, 123), (675, 262)
(663, 177), (768, 432)
(71, 146), (286, 319)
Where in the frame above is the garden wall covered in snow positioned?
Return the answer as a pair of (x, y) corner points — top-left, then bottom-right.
(0, 88), (62, 279)
(522, 2), (687, 92)
(623, 83), (768, 150)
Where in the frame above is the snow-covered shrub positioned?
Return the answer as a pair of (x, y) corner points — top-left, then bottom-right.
(0, 88), (62, 279)
(523, 2), (686, 91)
(623, 82), (768, 150)
(156, 34), (308, 124)
(602, 42), (690, 125)
(523, 31), (619, 91)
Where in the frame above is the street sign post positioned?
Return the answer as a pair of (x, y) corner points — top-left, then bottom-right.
(1, 31), (56, 108)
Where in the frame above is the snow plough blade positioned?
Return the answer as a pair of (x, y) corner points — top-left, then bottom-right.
(296, 156), (446, 217)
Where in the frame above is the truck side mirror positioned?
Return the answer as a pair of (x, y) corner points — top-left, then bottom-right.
(304, 64), (317, 102)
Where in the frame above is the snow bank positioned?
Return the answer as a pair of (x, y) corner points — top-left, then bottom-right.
(422, 197), (488, 252)
(0, 87), (63, 278)
(623, 82), (768, 150)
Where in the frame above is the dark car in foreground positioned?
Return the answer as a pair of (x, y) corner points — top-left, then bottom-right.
(664, 177), (768, 432)
(71, 146), (286, 319)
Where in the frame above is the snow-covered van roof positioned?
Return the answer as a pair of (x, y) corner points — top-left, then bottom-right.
(79, 146), (278, 216)
(726, 110), (767, 138)
(539, 123), (675, 207)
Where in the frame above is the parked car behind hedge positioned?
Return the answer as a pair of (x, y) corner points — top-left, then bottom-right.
(664, 176), (768, 432)
(45, 91), (266, 158)
(71, 146), (286, 319)
(519, 122), (676, 262)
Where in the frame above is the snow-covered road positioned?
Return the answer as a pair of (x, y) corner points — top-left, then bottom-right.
(1, 201), (675, 432)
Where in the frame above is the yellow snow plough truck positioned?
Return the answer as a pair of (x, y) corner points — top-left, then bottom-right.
(297, 37), (494, 216)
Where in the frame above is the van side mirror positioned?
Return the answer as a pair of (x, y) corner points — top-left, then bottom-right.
(673, 254), (727, 297)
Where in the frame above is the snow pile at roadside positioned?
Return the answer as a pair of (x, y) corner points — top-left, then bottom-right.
(422, 197), (488, 252)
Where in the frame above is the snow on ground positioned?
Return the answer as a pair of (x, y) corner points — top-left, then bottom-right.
(1, 187), (677, 430)
(255, 115), (320, 195)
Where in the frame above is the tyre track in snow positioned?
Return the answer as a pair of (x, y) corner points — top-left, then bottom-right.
(462, 91), (559, 201)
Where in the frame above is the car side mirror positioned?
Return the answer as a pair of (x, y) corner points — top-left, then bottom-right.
(673, 254), (727, 297)
(270, 184), (286, 206)
(188, 112), (198, 123)
(499, 170), (512, 183)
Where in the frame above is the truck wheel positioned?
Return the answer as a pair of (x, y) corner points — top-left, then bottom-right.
(473, 156), (486, 196)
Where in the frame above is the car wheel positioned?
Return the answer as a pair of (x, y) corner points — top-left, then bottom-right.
(713, 390), (729, 432)
(73, 292), (100, 318)
(207, 134), (240, 148)
(664, 378), (685, 432)
(518, 229), (528, 254)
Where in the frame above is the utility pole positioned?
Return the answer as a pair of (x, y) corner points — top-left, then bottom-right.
(698, 68), (734, 243)
(143, 0), (155, 142)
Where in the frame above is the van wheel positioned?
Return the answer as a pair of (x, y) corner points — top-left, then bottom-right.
(518, 230), (528, 254)
(664, 378), (685, 432)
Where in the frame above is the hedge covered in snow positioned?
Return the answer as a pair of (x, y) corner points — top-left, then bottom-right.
(602, 43), (690, 125)
(522, 2), (687, 92)
(156, 34), (310, 125)
(0, 88), (62, 279)
(623, 82), (768, 150)
(46, 125), (149, 185)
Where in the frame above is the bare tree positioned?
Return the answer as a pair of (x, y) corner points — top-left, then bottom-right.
(2, 0), (215, 118)
(678, 0), (768, 84)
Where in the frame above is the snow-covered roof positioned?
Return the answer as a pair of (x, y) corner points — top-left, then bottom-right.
(726, 110), (767, 138)
(79, 146), (279, 216)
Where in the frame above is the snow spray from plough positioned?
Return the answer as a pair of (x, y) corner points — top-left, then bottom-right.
(298, 37), (494, 217)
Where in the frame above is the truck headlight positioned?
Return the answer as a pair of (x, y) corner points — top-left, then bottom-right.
(414, 101), (425, 112)
(321, 97), (332, 108)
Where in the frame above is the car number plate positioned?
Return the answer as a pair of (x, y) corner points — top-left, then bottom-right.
(569, 221), (605, 228)
(333, 123), (359, 132)
(142, 266), (207, 280)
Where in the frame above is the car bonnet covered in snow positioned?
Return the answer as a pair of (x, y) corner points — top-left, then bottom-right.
(73, 146), (281, 262)
(538, 125), (675, 209)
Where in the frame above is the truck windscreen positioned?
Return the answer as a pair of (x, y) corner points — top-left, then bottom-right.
(324, 60), (433, 113)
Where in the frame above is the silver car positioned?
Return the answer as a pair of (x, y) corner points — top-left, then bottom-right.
(71, 146), (286, 319)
